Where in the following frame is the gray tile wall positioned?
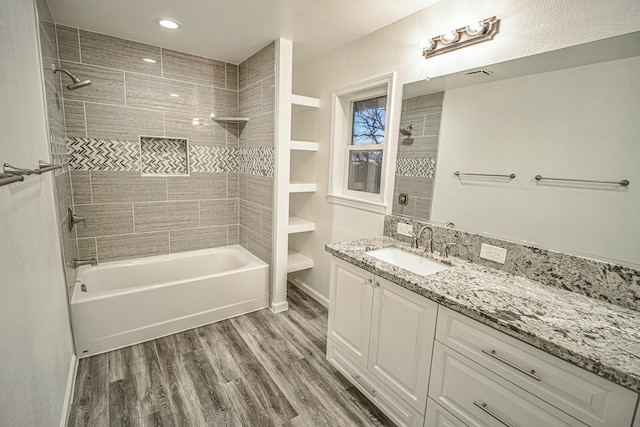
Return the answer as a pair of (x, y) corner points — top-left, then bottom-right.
(237, 43), (275, 265)
(57, 25), (246, 263)
(39, 12), (78, 296)
(392, 92), (444, 221)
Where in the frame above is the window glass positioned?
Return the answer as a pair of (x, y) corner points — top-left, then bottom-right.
(351, 96), (387, 146)
(348, 151), (382, 193)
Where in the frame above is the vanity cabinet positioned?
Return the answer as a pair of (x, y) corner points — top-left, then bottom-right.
(328, 258), (438, 423)
(434, 307), (638, 427)
(327, 254), (639, 427)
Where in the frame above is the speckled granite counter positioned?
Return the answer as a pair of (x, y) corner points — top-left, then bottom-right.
(326, 236), (640, 393)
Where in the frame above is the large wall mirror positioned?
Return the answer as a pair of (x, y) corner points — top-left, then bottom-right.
(392, 32), (640, 266)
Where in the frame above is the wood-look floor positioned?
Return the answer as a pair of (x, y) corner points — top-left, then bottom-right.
(67, 284), (395, 426)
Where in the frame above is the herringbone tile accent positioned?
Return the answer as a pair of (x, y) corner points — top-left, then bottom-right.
(140, 136), (188, 175)
(67, 137), (140, 171)
(238, 147), (274, 177)
(50, 132), (69, 174)
(396, 157), (436, 178)
(189, 145), (238, 173)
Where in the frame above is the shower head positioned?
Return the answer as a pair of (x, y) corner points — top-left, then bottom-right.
(51, 64), (91, 91)
(399, 124), (413, 136)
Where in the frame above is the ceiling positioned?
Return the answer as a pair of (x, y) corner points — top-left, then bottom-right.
(47, 0), (441, 65)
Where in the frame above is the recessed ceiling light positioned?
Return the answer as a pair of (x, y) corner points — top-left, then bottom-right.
(170, 93), (179, 97)
(156, 18), (181, 30)
(143, 58), (157, 64)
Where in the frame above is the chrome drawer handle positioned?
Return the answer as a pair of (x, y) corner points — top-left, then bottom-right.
(473, 401), (515, 427)
(351, 374), (376, 397)
(482, 349), (541, 382)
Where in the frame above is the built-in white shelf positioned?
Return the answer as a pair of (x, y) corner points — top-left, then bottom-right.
(292, 94), (320, 113)
(289, 181), (317, 193)
(291, 140), (319, 151)
(211, 116), (249, 124)
(288, 216), (315, 234)
(287, 250), (314, 273)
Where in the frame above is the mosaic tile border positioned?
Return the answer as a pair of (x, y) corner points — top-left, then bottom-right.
(395, 157), (436, 178)
(67, 137), (275, 177)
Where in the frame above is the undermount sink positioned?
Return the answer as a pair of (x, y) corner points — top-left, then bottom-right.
(366, 247), (451, 276)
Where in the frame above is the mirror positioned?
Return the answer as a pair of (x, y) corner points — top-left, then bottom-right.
(393, 32), (640, 266)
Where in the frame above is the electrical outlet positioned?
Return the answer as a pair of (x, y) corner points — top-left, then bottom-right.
(397, 222), (413, 237)
(480, 243), (507, 264)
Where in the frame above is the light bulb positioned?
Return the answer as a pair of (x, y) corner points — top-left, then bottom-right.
(421, 38), (436, 52)
(440, 30), (460, 45)
(466, 21), (488, 36)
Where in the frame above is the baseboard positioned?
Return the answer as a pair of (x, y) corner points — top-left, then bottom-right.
(270, 300), (289, 313)
(60, 354), (78, 427)
(288, 276), (329, 308)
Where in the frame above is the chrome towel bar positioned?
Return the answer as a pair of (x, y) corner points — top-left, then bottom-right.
(454, 171), (516, 179)
(0, 161), (64, 188)
(535, 175), (629, 187)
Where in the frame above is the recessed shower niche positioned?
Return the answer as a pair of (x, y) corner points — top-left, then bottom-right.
(139, 136), (189, 176)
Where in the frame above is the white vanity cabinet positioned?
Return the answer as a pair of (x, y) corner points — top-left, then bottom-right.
(327, 257), (438, 424)
(434, 307), (638, 427)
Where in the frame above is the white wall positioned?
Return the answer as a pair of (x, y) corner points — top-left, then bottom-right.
(291, 0), (640, 300)
(432, 56), (640, 265)
(0, 1), (75, 425)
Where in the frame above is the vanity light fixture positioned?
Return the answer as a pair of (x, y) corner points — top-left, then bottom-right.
(422, 16), (500, 59)
(156, 18), (182, 30)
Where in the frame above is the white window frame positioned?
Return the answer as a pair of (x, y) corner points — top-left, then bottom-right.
(328, 73), (397, 213)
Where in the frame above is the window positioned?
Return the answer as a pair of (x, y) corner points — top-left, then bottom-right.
(328, 73), (396, 212)
(347, 95), (386, 194)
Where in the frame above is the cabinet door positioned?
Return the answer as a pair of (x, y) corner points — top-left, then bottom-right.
(328, 258), (374, 366)
(425, 398), (468, 427)
(368, 276), (438, 414)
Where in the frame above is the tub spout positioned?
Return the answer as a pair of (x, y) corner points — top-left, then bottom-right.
(73, 257), (97, 268)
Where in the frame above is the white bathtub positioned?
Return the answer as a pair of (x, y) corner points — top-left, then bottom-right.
(70, 245), (268, 357)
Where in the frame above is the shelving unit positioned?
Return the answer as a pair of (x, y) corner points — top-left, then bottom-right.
(211, 117), (249, 124)
(287, 94), (320, 273)
(287, 250), (314, 273)
(288, 216), (315, 234)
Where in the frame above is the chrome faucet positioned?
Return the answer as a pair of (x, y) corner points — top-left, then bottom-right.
(417, 225), (434, 253)
(73, 257), (97, 268)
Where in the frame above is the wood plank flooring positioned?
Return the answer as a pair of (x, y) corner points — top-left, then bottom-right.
(67, 284), (396, 426)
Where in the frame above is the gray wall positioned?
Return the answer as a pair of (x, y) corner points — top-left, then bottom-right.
(55, 25), (272, 264)
(0, 0), (74, 424)
(392, 92), (443, 221)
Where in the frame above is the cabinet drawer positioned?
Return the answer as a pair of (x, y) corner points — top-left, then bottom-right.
(436, 307), (637, 427)
(429, 342), (587, 427)
(425, 398), (468, 427)
(327, 339), (424, 427)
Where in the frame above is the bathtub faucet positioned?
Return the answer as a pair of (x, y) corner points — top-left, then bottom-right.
(73, 257), (97, 268)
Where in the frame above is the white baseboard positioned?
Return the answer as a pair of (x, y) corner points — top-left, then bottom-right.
(60, 354), (78, 427)
(288, 275), (329, 308)
(270, 300), (289, 313)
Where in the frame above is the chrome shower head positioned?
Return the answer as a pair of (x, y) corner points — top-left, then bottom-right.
(52, 64), (91, 91)
(399, 124), (413, 136)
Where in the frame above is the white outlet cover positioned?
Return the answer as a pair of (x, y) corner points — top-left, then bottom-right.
(480, 243), (507, 264)
(397, 222), (413, 237)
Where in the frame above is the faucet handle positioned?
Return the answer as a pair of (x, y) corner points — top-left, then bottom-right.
(442, 242), (457, 258)
(409, 232), (419, 249)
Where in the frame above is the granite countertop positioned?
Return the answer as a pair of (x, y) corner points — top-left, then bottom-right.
(326, 236), (640, 393)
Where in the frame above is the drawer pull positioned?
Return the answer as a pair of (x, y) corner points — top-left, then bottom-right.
(351, 374), (376, 397)
(473, 401), (515, 427)
(482, 349), (541, 382)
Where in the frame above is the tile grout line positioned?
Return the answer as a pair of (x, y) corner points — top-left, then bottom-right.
(131, 202), (136, 234)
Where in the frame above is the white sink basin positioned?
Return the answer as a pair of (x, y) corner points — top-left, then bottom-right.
(366, 247), (450, 276)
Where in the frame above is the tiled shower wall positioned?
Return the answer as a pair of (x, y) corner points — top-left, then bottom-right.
(392, 92), (444, 221)
(238, 43), (275, 265)
(55, 25), (274, 265)
(38, 2), (78, 295)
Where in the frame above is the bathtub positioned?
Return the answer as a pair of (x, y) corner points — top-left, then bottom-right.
(70, 245), (268, 357)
